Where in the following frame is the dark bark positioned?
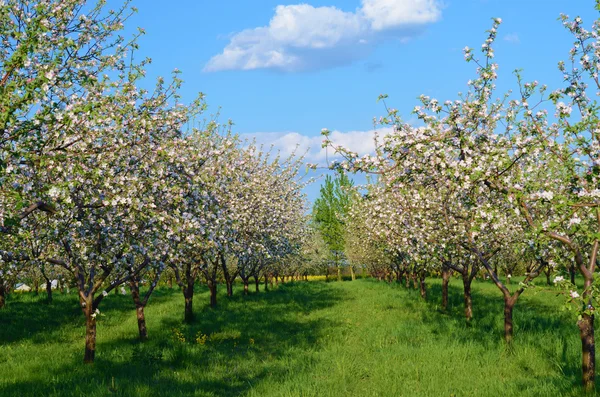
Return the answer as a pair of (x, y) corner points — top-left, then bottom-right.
(33, 279), (39, 296)
(264, 274), (269, 291)
(243, 278), (249, 295)
(442, 267), (450, 311)
(84, 312), (96, 363)
(570, 265), (577, 285)
(184, 277), (194, 323)
(254, 276), (260, 292)
(419, 274), (427, 300)
(220, 253), (234, 297)
(82, 294), (97, 363)
(46, 280), (53, 303)
(462, 275), (473, 323)
(130, 280), (148, 340)
(579, 313), (596, 392)
(208, 279), (217, 308)
(504, 296), (516, 344)
(136, 305), (148, 340)
(0, 285), (6, 309)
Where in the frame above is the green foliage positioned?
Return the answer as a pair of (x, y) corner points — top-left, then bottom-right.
(312, 172), (354, 255)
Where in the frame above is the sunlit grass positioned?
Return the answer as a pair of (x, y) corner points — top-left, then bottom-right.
(0, 277), (592, 396)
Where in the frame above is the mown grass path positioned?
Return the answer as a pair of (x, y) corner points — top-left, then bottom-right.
(0, 279), (592, 396)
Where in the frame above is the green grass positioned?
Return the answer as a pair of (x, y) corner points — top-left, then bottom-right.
(0, 277), (594, 396)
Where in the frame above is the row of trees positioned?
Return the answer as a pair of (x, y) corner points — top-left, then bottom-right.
(0, 0), (308, 363)
(324, 6), (600, 391)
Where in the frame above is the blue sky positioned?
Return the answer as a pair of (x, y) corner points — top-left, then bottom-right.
(119, 0), (597, 203)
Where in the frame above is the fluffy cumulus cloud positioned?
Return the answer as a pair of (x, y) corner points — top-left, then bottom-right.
(204, 0), (442, 72)
(241, 127), (394, 164)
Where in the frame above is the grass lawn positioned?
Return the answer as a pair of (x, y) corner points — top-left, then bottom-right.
(0, 277), (593, 396)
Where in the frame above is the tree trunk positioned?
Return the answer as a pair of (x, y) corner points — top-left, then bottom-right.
(570, 265), (577, 285)
(504, 296), (516, 344)
(130, 280), (149, 340)
(412, 274), (418, 289)
(405, 274), (410, 288)
(0, 285), (6, 309)
(442, 268), (450, 311)
(243, 279), (249, 295)
(419, 274), (427, 300)
(462, 275), (473, 323)
(264, 274), (269, 292)
(34, 279), (39, 296)
(136, 305), (148, 340)
(83, 304), (97, 363)
(337, 266), (342, 282)
(254, 276), (260, 292)
(184, 279), (194, 323)
(208, 279), (217, 308)
(226, 279), (233, 297)
(220, 255), (233, 298)
(546, 270), (551, 286)
(578, 313), (596, 392)
(350, 266), (356, 281)
(274, 275), (279, 287)
(325, 272), (329, 282)
(167, 276), (173, 289)
(46, 280), (53, 303)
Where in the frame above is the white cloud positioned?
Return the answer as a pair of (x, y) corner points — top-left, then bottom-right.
(503, 33), (520, 44)
(240, 127), (395, 164)
(361, 0), (442, 31)
(204, 0), (443, 72)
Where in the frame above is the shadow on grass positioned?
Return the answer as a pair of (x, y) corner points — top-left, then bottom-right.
(366, 277), (586, 395)
(0, 281), (345, 397)
(0, 286), (208, 345)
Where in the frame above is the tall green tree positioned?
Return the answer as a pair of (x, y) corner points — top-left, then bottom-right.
(312, 172), (353, 281)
